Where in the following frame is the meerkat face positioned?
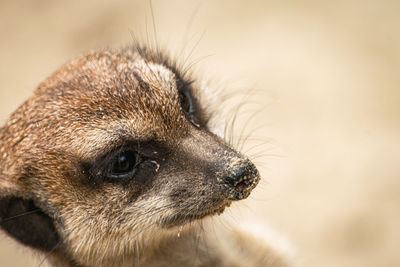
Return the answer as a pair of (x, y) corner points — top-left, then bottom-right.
(0, 47), (260, 266)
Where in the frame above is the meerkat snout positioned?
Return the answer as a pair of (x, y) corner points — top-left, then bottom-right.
(0, 46), (291, 267)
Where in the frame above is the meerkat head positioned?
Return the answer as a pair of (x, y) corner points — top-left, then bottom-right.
(0, 47), (260, 266)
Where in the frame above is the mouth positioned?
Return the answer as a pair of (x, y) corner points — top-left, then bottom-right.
(162, 199), (232, 228)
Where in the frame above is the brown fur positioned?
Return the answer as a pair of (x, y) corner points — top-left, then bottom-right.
(0, 47), (292, 266)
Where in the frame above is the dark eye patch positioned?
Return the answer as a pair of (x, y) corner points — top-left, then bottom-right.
(176, 78), (200, 127)
(81, 140), (168, 187)
(179, 90), (192, 114)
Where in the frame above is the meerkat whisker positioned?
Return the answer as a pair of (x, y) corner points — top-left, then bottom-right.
(37, 240), (63, 267)
(0, 209), (41, 224)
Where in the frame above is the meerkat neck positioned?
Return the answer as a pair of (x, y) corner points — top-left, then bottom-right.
(134, 220), (291, 267)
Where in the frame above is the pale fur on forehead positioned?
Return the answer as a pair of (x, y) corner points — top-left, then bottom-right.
(67, 119), (160, 159)
(73, 49), (178, 91)
(16, 50), (188, 159)
(65, 59), (182, 159)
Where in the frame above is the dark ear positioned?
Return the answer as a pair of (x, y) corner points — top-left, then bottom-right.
(0, 196), (60, 251)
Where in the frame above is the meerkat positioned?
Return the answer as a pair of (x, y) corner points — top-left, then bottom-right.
(0, 45), (292, 267)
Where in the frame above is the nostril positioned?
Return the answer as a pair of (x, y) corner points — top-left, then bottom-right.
(235, 181), (246, 190)
(220, 158), (260, 200)
(225, 167), (246, 187)
(225, 165), (254, 190)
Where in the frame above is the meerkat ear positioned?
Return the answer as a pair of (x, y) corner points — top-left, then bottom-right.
(0, 196), (60, 251)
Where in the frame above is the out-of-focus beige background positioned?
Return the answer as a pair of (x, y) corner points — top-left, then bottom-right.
(1, 0), (399, 266)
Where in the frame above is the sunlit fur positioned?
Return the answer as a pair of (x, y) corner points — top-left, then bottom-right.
(0, 47), (292, 267)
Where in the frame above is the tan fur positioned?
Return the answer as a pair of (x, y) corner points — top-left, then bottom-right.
(0, 47), (293, 267)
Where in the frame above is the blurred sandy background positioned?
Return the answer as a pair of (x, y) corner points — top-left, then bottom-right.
(1, 0), (399, 266)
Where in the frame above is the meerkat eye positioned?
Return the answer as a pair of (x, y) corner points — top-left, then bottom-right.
(179, 90), (192, 114)
(110, 150), (140, 177)
(179, 90), (200, 126)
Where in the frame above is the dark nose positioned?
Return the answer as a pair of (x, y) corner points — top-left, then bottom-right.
(222, 158), (260, 200)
